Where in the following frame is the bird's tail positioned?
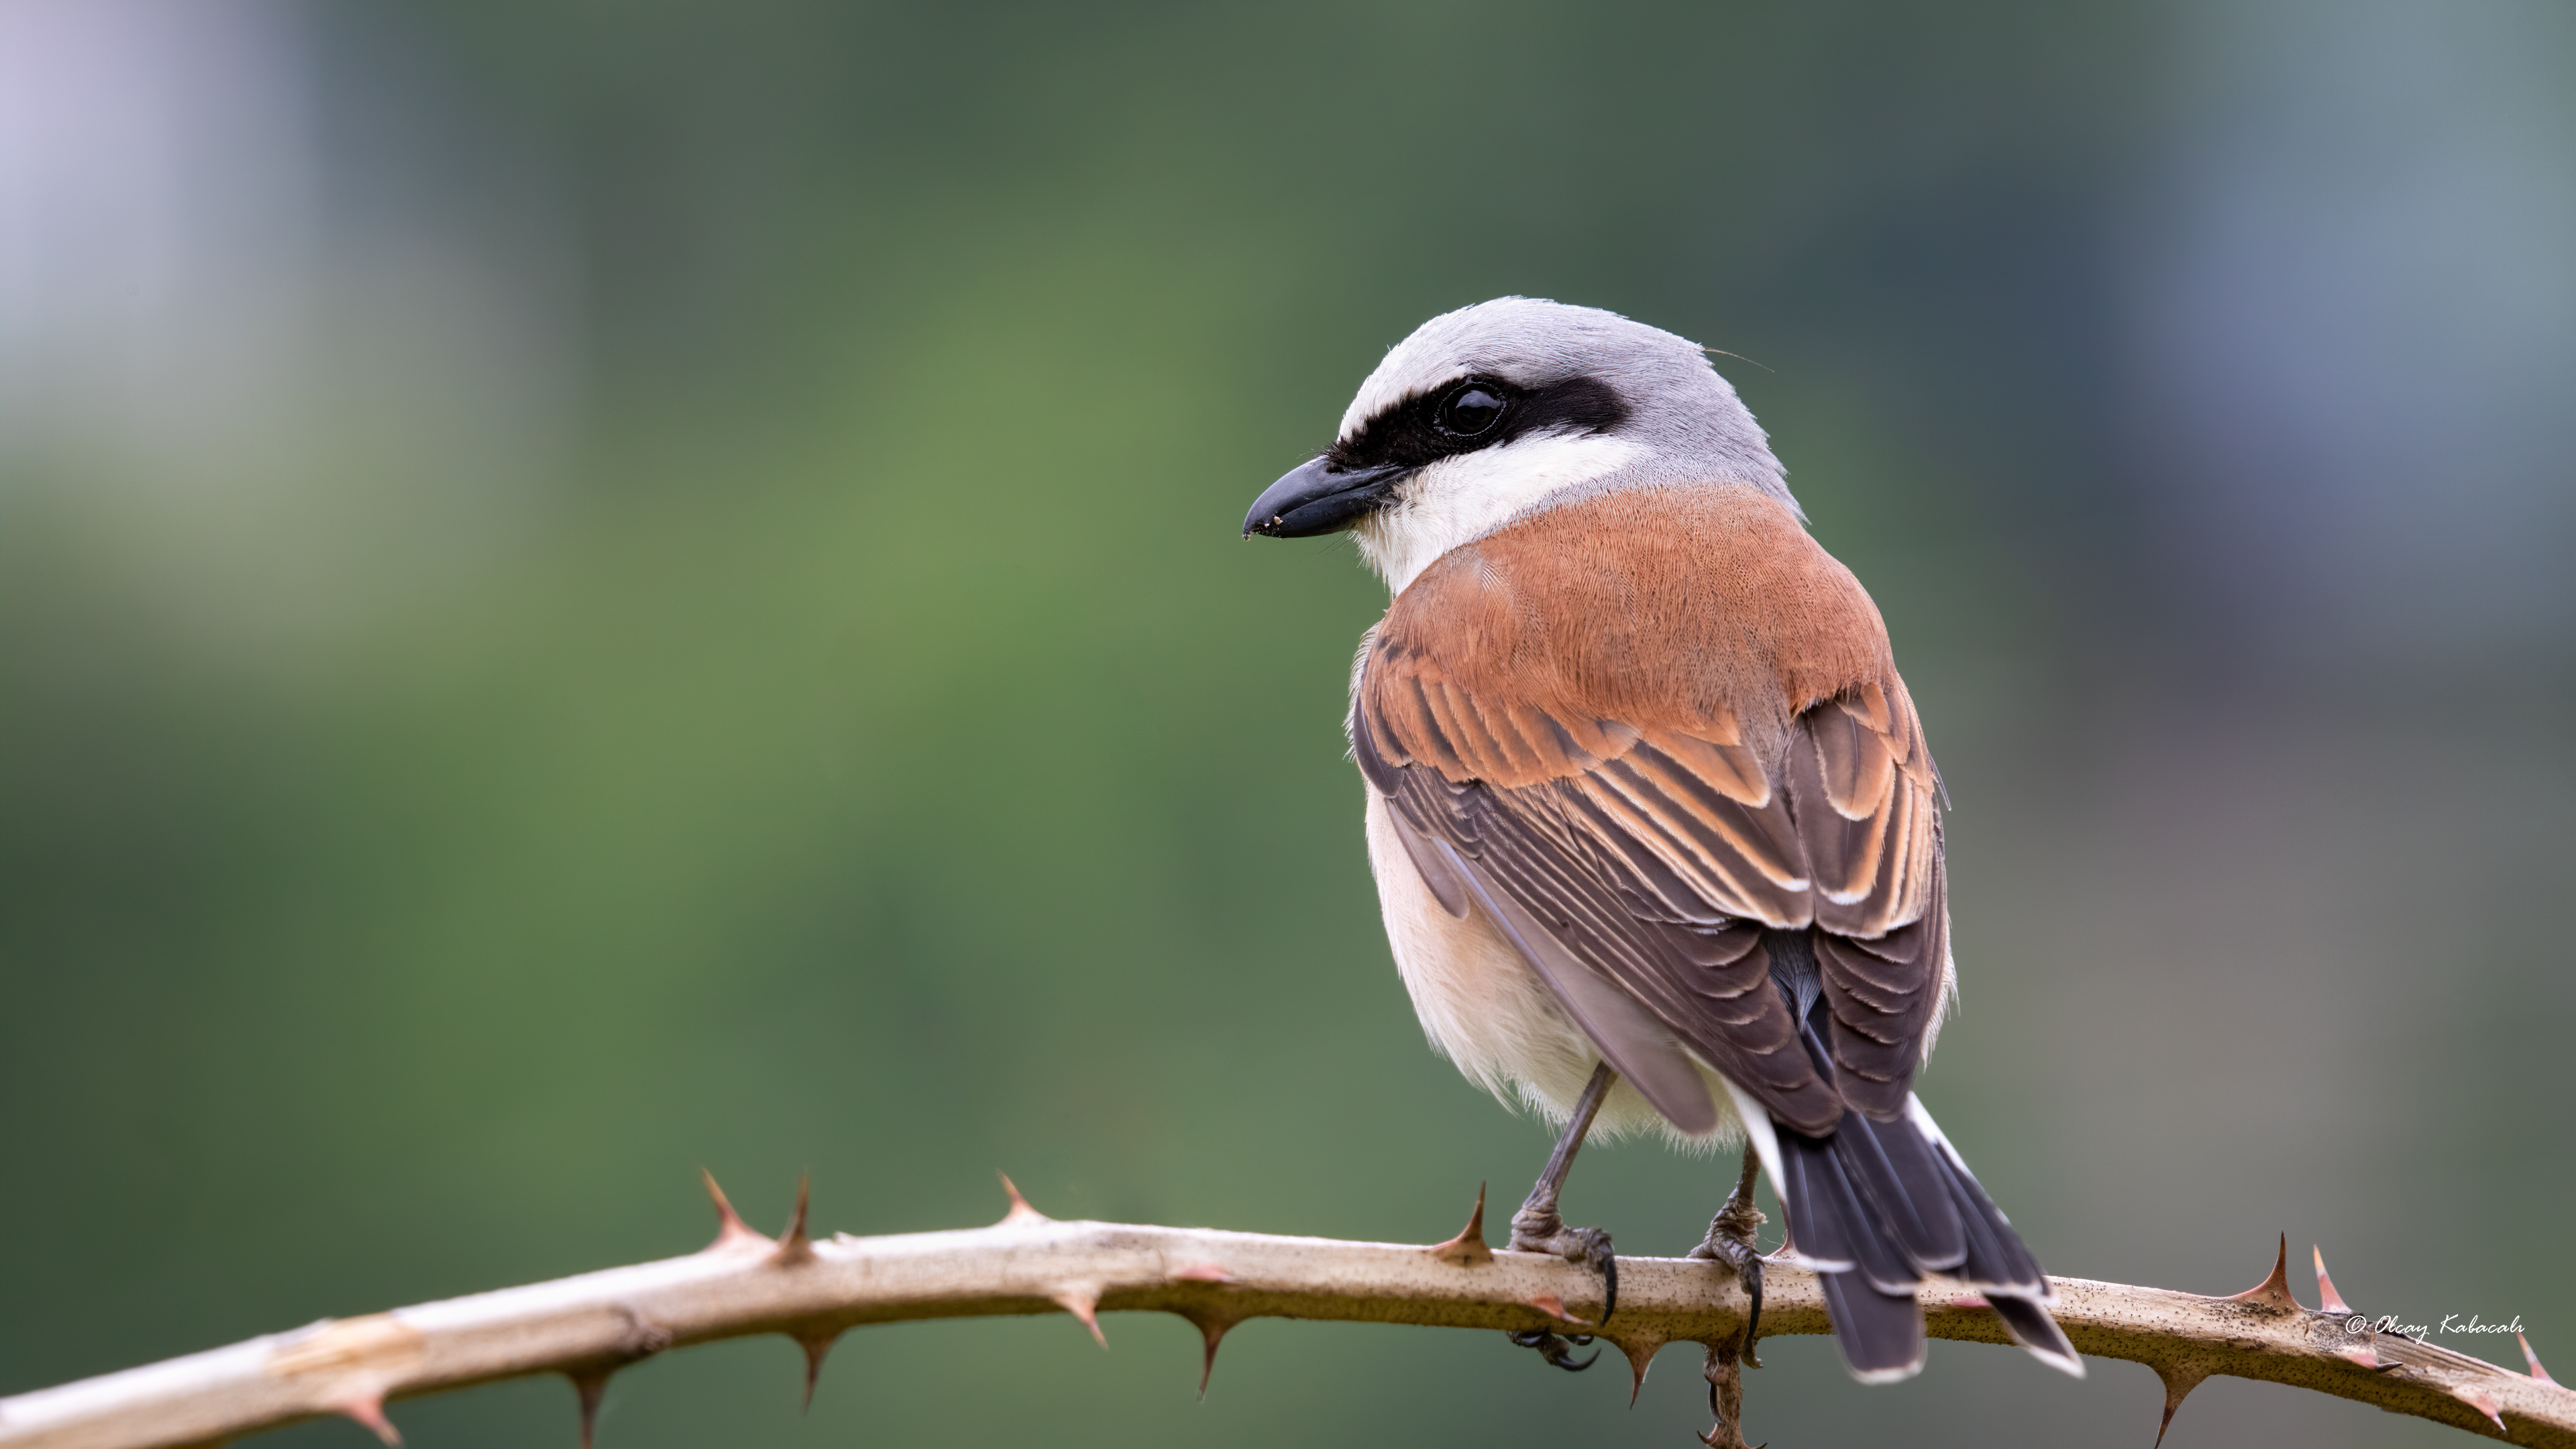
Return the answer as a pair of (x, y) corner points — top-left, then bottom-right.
(1772, 1081), (2083, 1382)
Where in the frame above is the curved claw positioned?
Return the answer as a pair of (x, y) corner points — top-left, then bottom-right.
(1693, 1145), (1770, 1371)
(1738, 1252), (1762, 1361)
(1513, 1222), (1619, 1326)
(1508, 1329), (1601, 1371)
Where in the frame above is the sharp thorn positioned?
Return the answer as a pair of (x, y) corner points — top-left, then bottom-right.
(335, 1392), (402, 1448)
(570, 1371), (610, 1449)
(1526, 1293), (1594, 1328)
(1167, 1263), (1236, 1283)
(2221, 1233), (2298, 1310)
(771, 1174), (814, 1267)
(2153, 1364), (2208, 1449)
(2522, 1332), (2556, 1385)
(1183, 1311), (1236, 1399)
(1427, 1181), (1493, 1267)
(2453, 1385), (2507, 1433)
(701, 1167), (743, 1228)
(796, 1329), (839, 1413)
(700, 1169), (770, 1254)
(1053, 1285), (1107, 1348)
(2312, 1244), (2352, 1315)
(997, 1171), (1049, 1227)
(1612, 1334), (1663, 1407)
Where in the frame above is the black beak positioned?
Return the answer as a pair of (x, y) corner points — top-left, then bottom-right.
(1242, 457), (1413, 539)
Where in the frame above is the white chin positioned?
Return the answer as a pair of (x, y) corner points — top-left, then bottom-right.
(1354, 433), (1638, 593)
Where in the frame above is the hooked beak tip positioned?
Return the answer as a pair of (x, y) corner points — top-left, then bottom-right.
(1242, 458), (1407, 540)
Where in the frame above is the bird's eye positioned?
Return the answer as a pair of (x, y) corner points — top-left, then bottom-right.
(1438, 384), (1505, 437)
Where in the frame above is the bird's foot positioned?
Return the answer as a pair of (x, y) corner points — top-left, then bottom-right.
(1505, 1327), (1599, 1371)
(1504, 1201), (1616, 1371)
(1688, 1147), (1766, 1368)
(1507, 1203), (1619, 1324)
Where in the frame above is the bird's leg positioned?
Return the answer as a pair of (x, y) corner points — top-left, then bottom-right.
(1508, 1060), (1617, 1259)
(1504, 1060), (1619, 1369)
(1688, 1144), (1766, 1369)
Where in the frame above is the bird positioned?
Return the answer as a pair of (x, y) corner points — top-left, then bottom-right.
(1240, 297), (2082, 1385)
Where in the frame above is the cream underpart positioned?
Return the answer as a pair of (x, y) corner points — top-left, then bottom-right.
(1351, 433), (1637, 594)
(1364, 792), (1750, 1150)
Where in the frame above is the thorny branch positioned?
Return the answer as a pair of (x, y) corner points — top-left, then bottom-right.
(3, 1174), (2570, 1449)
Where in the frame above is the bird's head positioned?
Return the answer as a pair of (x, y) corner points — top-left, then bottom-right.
(1242, 297), (1792, 591)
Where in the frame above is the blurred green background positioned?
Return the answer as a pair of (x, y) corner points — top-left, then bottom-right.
(4, 2), (2572, 1446)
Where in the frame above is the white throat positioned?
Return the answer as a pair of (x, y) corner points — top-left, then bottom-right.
(1352, 433), (1638, 594)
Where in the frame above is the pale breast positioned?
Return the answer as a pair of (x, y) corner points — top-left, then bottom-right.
(1363, 792), (1748, 1146)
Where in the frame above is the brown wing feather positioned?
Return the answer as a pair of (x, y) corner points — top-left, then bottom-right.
(1356, 486), (1948, 1132)
(1811, 862), (1946, 1117)
(1792, 677), (1939, 938)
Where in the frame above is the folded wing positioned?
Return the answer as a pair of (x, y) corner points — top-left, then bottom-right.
(1354, 623), (1944, 1135)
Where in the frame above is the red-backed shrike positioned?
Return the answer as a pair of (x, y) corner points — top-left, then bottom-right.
(1243, 299), (2079, 1384)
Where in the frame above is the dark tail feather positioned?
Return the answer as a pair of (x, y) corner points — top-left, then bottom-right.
(1936, 1147), (2045, 1294)
(1817, 1261), (1927, 1382)
(1831, 1107), (1966, 1273)
(1987, 1291), (2084, 1377)
(1905, 1095), (2086, 1379)
(1778, 1126), (1926, 1379)
(1773, 1089), (2085, 1381)
(1782, 1128), (1916, 1292)
(1782, 1003), (1962, 1281)
(1772, 1124), (1854, 1269)
(1905, 1097), (2045, 1295)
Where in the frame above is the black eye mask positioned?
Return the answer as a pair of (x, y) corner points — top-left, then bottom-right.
(1327, 373), (1629, 474)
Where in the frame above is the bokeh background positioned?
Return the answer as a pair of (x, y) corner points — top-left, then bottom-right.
(4, 1), (2572, 1445)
